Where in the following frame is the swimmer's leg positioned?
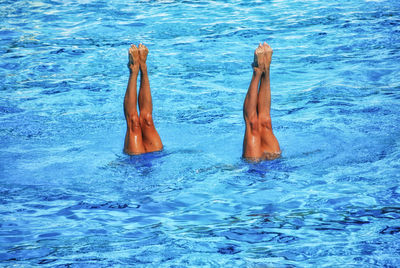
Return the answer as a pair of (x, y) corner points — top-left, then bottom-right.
(123, 45), (146, 155)
(242, 45), (264, 160)
(258, 43), (280, 159)
(137, 44), (163, 153)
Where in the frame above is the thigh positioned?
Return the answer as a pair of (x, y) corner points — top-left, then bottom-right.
(124, 129), (146, 155)
(141, 125), (163, 153)
(260, 127), (280, 154)
(243, 127), (262, 160)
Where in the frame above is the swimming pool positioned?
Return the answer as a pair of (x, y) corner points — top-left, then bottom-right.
(1, 0), (400, 266)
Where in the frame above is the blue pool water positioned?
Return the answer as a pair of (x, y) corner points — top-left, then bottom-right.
(1, 0), (400, 266)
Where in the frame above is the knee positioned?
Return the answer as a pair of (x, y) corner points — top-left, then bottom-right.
(140, 112), (154, 127)
(260, 117), (272, 130)
(245, 113), (259, 132)
(126, 113), (141, 131)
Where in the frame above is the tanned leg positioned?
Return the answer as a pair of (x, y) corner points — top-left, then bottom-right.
(242, 44), (265, 160)
(124, 45), (146, 155)
(137, 44), (163, 153)
(258, 42), (280, 159)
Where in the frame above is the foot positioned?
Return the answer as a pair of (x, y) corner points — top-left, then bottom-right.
(252, 43), (266, 72)
(138, 43), (149, 70)
(262, 42), (273, 69)
(128, 44), (139, 73)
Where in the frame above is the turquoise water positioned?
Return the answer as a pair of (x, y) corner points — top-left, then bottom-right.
(1, 0), (400, 266)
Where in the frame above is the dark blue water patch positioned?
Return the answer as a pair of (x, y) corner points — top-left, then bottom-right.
(22, 80), (68, 90)
(273, 233), (298, 244)
(87, 229), (107, 235)
(244, 157), (294, 176)
(32, 63), (62, 74)
(177, 111), (225, 124)
(381, 186), (400, 204)
(41, 14), (61, 22)
(380, 226), (400, 235)
(246, 166), (269, 177)
(126, 22), (146, 27)
(123, 229), (153, 240)
(0, 252), (12, 261)
(0, 62), (20, 70)
(366, 69), (394, 82)
(79, 1), (108, 9)
(1, 118), (46, 140)
(284, 217), (305, 230)
(0, 225), (20, 233)
(38, 232), (61, 238)
(51, 48), (66, 54)
(334, 215), (370, 226)
(217, 244), (241, 255)
(354, 254), (400, 268)
(0, 246), (55, 262)
(40, 190), (86, 202)
(0, 105), (24, 114)
(4, 53), (27, 60)
(359, 241), (377, 256)
(275, 249), (307, 262)
(38, 258), (57, 265)
(348, 207), (400, 222)
(82, 83), (104, 92)
(219, 227), (280, 244)
(205, 28), (271, 40)
(327, 196), (353, 206)
(60, 201), (132, 211)
(42, 87), (70, 95)
(127, 149), (168, 161)
(15, 208), (36, 214)
(23, 203), (53, 210)
(1, 236), (25, 243)
(0, 30), (22, 43)
(113, 150), (169, 170)
(50, 48), (85, 55)
(59, 260), (108, 267)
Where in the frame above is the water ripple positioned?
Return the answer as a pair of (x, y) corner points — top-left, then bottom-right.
(1, 0), (400, 266)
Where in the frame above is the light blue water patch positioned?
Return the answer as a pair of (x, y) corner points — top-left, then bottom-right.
(1, 0), (400, 266)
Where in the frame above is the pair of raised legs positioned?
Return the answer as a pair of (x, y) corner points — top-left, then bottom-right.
(242, 43), (281, 161)
(124, 42), (280, 161)
(123, 44), (162, 155)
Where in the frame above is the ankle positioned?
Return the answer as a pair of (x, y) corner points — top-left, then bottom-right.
(140, 63), (147, 72)
(263, 67), (270, 77)
(253, 67), (262, 76)
(129, 66), (139, 76)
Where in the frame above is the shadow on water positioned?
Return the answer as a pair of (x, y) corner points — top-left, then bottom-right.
(93, 150), (173, 191)
(243, 156), (295, 177)
(121, 149), (169, 166)
(109, 149), (170, 174)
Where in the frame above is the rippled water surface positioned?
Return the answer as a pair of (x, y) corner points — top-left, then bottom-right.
(1, 0), (400, 266)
